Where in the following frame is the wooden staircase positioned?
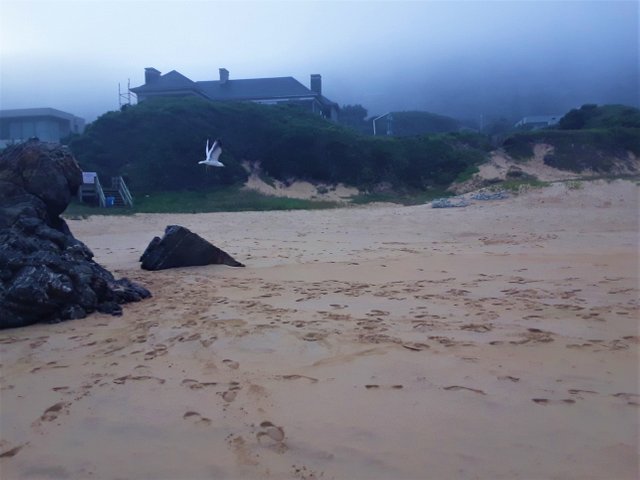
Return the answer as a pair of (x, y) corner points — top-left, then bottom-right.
(101, 188), (126, 207)
(78, 174), (134, 208)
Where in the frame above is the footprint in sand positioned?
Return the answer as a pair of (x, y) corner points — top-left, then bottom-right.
(532, 398), (576, 405)
(301, 332), (327, 342)
(222, 390), (238, 402)
(113, 375), (165, 385)
(177, 333), (201, 343)
(612, 392), (640, 405)
(460, 323), (493, 333)
(39, 402), (71, 422)
(276, 374), (319, 383)
(444, 385), (486, 395)
(568, 389), (598, 395)
(402, 343), (429, 352)
(429, 336), (473, 347)
(0, 336), (26, 345)
(365, 384), (404, 390)
(52, 386), (71, 392)
(257, 421), (285, 444)
(222, 359), (240, 370)
(143, 344), (169, 361)
(181, 378), (218, 390)
(182, 411), (212, 426)
(29, 337), (49, 349)
(200, 336), (217, 348)
(510, 329), (555, 345)
(0, 443), (27, 458)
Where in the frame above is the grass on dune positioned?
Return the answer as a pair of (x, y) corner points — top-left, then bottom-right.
(63, 186), (339, 218)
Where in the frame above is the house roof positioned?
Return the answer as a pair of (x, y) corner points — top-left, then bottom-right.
(197, 76), (314, 101)
(0, 107), (84, 122)
(130, 70), (338, 109)
(130, 70), (198, 93)
(517, 115), (562, 125)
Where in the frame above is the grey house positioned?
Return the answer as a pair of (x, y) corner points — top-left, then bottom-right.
(130, 67), (339, 121)
(514, 115), (562, 130)
(0, 108), (85, 147)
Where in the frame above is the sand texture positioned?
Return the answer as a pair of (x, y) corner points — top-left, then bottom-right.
(1, 180), (638, 479)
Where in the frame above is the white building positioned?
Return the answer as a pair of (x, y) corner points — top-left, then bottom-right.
(514, 115), (562, 130)
(0, 108), (86, 147)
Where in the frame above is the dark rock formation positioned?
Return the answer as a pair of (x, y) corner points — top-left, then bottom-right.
(0, 140), (151, 329)
(140, 225), (245, 270)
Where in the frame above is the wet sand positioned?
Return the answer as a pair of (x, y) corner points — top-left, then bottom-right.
(1, 180), (638, 479)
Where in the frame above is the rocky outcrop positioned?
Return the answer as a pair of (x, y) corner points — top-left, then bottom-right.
(0, 140), (150, 329)
(140, 225), (244, 270)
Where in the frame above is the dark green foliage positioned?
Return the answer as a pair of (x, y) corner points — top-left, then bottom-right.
(338, 104), (369, 134)
(502, 133), (536, 159)
(339, 108), (463, 137)
(68, 97), (489, 194)
(484, 117), (515, 136)
(388, 111), (462, 136)
(558, 104), (640, 130)
(557, 104), (598, 129)
(501, 104), (640, 172)
(542, 129), (640, 172)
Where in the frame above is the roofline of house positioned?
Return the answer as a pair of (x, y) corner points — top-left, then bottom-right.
(0, 108), (84, 122)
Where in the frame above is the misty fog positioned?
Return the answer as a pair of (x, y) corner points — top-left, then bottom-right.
(1, 0), (637, 123)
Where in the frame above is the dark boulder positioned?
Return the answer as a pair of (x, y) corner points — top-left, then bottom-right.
(0, 140), (151, 329)
(140, 225), (245, 270)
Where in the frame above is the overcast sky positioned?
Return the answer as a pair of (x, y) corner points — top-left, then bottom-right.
(1, 0), (638, 122)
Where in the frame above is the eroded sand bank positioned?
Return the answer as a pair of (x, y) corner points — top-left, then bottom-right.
(1, 180), (638, 479)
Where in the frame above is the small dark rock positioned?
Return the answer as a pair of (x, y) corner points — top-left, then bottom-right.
(140, 225), (244, 271)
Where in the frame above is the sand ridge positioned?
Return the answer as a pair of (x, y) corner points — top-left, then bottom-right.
(0, 179), (638, 479)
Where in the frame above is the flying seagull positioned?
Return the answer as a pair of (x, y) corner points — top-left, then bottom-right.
(199, 139), (224, 168)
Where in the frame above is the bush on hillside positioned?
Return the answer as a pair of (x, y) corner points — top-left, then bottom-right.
(67, 97), (489, 193)
(501, 104), (640, 172)
(388, 111), (462, 136)
(558, 104), (640, 130)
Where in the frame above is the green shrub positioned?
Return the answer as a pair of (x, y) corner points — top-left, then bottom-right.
(502, 133), (535, 159)
(501, 104), (640, 172)
(558, 104), (640, 130)
(68, 97), (489, 194)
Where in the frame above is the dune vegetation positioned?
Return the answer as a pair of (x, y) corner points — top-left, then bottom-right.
(66, 98), (490, 195)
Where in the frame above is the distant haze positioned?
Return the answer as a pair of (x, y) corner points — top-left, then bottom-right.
(1, 0), (637, 123)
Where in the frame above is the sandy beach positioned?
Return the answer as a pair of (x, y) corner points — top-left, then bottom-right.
(1, 179), (638, 480)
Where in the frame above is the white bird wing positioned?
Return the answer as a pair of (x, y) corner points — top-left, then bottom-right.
(210, 140), (222, 162)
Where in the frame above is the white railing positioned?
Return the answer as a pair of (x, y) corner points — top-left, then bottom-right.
(94, 176), (106, 208)
(112, 176), (133, 207)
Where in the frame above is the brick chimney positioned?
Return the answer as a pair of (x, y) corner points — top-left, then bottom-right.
(310, 74), (322, 95)
(219, 68), (229, 84)
(145, 67), (161, 84)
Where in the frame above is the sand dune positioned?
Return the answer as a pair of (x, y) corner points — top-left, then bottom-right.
(1, 180), (638, 479)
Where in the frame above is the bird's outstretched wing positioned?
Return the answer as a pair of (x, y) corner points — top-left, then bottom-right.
(209, 139), (222, 162)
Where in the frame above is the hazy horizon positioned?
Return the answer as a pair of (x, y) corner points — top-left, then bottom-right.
(1, 0), (638, 124)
